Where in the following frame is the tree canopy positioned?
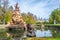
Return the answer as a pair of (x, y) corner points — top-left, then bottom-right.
(21, 12), (37, 24)
(49, 9), (60, 24)
(0, 0), (13, 24)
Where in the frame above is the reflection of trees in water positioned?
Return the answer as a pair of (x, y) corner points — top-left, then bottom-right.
(45, 26), (60, 37)
(35, 24), (60, 37)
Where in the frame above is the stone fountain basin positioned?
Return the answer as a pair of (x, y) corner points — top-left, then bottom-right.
(6, 25), (26, 37)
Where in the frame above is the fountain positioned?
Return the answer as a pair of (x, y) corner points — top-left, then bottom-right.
(6, 3), (27, 39)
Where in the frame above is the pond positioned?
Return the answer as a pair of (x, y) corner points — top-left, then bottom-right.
(35, 30), (52, 37)
(23, 29), (52, 38)
(0, 28), (60, 40)
(0, 26), (60, 38)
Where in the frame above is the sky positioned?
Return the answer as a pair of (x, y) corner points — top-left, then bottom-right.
(9, 0), (60, 19)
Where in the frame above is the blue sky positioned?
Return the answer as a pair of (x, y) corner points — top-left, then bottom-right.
(9, 0), (60, 19)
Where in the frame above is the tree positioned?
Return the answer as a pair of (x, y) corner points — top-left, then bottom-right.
(27, 12), (36, 24)
(2, 0), (9, 24)
(3, 0), (9, 10)
(0, 6), (4, 24)
(49, 9), (60, 24)
(21, 12), (37, 24)
(21, 13), (27, 23)
(5, 10), (12, 24)
(0, 0), (13, 24)
(9, 6), (13, 11)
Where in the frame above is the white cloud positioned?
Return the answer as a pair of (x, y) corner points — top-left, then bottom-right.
(9, 0), (60, 19)
(19, 0), (50, 19)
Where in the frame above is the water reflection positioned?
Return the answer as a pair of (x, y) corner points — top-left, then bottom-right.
(35, 30), (52, 37)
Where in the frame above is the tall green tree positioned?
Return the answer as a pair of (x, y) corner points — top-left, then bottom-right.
(0, 6), (4, 24)
(49, 9), (60, 24)
(5, 10), (12, 24)
(21, 13), (27, 23)
(27, 12), (36, 24)
(0, 0), (13, 24)
(21, 12), (37, 24)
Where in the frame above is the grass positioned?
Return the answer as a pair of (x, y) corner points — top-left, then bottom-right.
(24, 37), (60, 40)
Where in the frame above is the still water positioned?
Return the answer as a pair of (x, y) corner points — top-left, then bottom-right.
(35, 30), (52, 37)
(23, 30), (52, 37)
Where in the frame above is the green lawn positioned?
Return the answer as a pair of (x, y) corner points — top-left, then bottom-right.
(24, 37), (60, 40)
